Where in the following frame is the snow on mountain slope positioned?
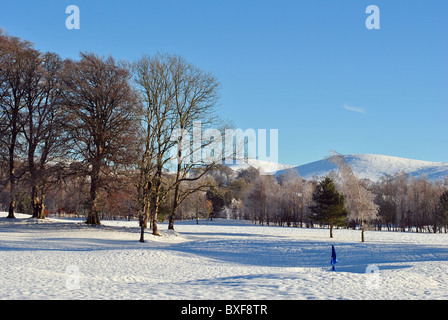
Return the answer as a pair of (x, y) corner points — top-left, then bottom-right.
(279, 154), (448, 182)
(224, 158), (295, 174)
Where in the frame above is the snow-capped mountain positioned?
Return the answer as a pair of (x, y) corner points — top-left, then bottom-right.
(277, 154), (448, 182)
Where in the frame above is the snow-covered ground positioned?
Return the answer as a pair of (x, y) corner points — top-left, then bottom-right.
(1, 212), (448, 300)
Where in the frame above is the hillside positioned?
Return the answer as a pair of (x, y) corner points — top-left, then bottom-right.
(277, 154), (448, 182)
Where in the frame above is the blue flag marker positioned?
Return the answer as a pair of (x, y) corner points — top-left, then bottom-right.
(330, 245), (337, 271)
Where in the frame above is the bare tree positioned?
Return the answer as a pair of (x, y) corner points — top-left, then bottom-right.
(328, 151), (378, 242)
(277, 169), (308, 227)
(62, 53), (139, 225)
(134, 53), (222, 240)
(167, 54), (221, 230)
(375, 175), (398, 231)
(407, 176), (444, 233)
(393, 171), (410, 231)
(134, 53), (178, 238)
(0, 31), (34, 218)
(243, 174), (274, 226)
(22, 51), (67, 219)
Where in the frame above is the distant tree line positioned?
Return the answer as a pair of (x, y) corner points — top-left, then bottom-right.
(180, 162), (448, 237)
(234, 167), (448, 236)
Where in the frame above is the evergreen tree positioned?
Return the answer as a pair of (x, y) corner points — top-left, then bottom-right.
(434, 190), (448, 233)
(309, 177), (348, 238)
(206, 186), (226, 219)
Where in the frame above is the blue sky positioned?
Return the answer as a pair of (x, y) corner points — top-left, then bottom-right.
(1, 0), (447, 165)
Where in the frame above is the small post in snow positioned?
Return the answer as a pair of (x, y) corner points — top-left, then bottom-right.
(330, 245), (337, 271)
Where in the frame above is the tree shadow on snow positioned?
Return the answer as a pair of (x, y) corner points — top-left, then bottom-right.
(166, 237), (448, 273)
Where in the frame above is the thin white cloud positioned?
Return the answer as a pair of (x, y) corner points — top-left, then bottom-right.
(343, 104), (368, 115)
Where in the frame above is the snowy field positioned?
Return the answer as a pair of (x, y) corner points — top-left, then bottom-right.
(1, 212), (448, 300)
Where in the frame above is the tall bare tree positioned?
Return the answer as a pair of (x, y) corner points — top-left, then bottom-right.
(134, 53), (178, 238)
(0, 31), (34, 218)
(62, 53), (139, 225)
(329, 151), (378, 242)
(134, 53), (221, 240)
(166, 55), (221, 230)
(22, 51), (66, 219)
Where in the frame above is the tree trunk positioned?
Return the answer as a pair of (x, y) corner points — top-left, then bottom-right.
(7, 199), (16, 219)
(36, 199), (45, 219)
(330, 224), (334, 238)
(7, 161), (16, 219)
(137, 171), (152, 242)
(151, 168), (162, 236)
(32, 186), (46, 219)
(168, 212), (176, 230)
(139, 212), (148, 243)
(86, 162), (101, 225)
(152, 202), (160, 236)
(86, 204), (100, 225)
(139, 199), (151, 242)
(7, 150), (16, 219)
(168, 137), (183, 230)
(33, 196), (46, 219)
(139, 225), (145, 243)
(6, 105), (20, 219)
(168, 187), (179, 230)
